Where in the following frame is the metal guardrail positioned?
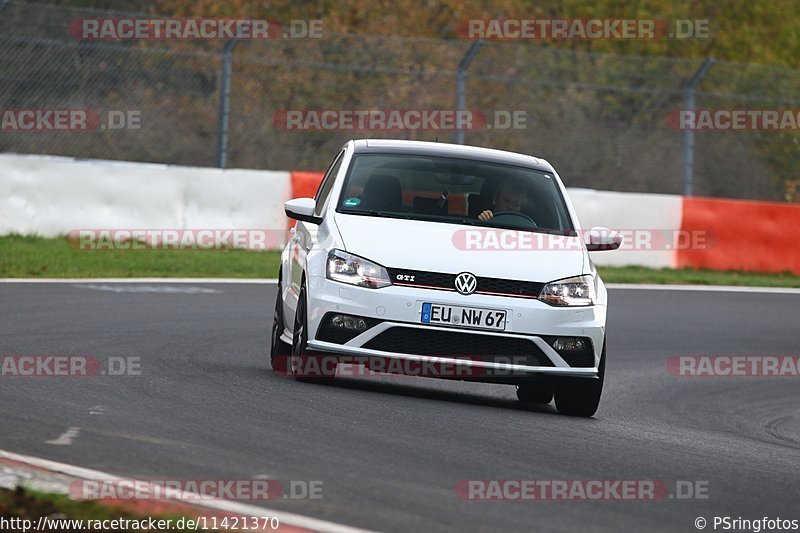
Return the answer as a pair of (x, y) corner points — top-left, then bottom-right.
(1, 0), (798, 201)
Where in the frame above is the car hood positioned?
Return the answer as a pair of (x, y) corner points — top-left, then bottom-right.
(333, 214), (586, 282)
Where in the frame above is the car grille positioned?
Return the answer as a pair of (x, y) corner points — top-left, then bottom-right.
(361, 327), (554, 367)
(387, 268), (544, 299)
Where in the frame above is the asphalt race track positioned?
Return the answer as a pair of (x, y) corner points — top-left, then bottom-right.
(1, 282), (799, 532)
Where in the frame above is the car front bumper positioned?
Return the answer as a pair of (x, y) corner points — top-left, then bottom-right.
(285, 275), (606, 380)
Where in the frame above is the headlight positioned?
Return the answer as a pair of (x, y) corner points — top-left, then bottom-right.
(326, 250), (391, 289)
(540, 275), (596, 306)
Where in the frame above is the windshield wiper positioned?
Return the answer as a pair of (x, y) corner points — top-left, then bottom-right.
(340, 209), (413, 220)
(477, 221), (567, 235)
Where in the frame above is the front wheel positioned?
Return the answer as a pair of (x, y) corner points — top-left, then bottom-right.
(553, 342), (605, 417)
(291, 283), (336, 380)
(270, 276), (291, 373)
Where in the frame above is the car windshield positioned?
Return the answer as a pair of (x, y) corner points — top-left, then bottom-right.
(336, 153), (574, 233)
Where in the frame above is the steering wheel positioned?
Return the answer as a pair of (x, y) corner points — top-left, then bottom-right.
(487, 211), (538, 228)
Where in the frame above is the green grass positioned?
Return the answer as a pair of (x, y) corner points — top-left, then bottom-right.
(1, 235), (799, 287)
(597, 265), (800, 288)
(0, 486), (201, 532)
(0, 234), (281, 278)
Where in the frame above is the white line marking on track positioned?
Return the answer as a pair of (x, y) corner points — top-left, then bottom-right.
(606, 283), (800, 294)
(74, 284), (222, 294)
(45, 427), (80, 446)
(0, 449), (376, 533)
(0, 278), (278, 284)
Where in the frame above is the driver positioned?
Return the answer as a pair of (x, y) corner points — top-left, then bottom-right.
(477, 180), (528, 222)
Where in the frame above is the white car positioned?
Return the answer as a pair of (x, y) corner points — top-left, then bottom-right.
(271, 139), (620, 417)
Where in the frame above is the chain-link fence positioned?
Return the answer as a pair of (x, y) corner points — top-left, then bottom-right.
(1, 0), (799, 201)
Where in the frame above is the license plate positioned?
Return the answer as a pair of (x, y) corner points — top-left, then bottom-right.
(420, 303), (507, 331)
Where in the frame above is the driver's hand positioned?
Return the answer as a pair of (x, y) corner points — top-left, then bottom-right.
(478, 210), (494, 221)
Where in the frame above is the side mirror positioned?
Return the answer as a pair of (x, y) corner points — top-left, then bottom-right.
(584, 227), (622, 251)
(284, 198), (322, 225)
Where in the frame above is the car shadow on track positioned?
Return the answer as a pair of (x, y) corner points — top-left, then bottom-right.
(263, 366), (560, 415)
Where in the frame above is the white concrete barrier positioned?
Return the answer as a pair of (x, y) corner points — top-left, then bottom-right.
(0, 154), (683, 267)
(0, 154), (291, 245)
(566, 188), (682, 268)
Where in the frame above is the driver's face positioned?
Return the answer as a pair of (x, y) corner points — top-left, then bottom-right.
(494, 188), (526, 212)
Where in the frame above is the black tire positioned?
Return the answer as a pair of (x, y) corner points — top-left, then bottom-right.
(516, 381), (554, 404)
(270, 275), (292, 374)
(291, 283), (336, 380)
(553, 342), (606, 417)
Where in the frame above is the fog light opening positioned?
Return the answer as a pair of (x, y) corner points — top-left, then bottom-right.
(330, 314), (369, 332)
(550, 337), (588, 353)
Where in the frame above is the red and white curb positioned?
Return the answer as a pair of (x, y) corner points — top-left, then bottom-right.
(0, 449), (374, 533)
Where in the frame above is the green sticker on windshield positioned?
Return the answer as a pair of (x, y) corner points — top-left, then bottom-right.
(344, 197), (361, 207)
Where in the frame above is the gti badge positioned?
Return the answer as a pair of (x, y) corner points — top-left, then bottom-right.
(454, 272), (477, 295)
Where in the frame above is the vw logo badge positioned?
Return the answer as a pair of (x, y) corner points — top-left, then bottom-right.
(454, 272), (477, 295)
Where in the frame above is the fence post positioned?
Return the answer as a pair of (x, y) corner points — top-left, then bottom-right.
(682, 57), (716, 196)
(216, 40), (237, 169)
(455, 41), (483, 145)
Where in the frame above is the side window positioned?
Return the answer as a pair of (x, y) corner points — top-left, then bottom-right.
(314, 150), (344, 217)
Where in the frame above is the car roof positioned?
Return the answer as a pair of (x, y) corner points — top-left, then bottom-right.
(351, 139), (554, 172)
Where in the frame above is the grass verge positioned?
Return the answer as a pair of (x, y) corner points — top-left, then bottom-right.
(1, 235), (798, 287)
(0, 486), (201, 532)
(0, 234), (281, 279)
(597, 265), (800, 287)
